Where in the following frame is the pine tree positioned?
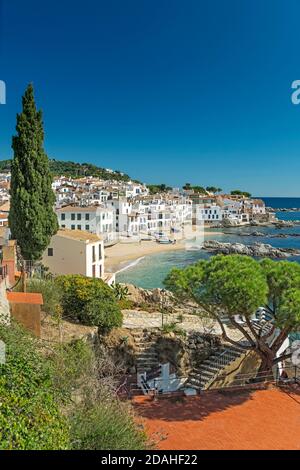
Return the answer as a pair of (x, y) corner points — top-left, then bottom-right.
(9, 84), (58, 261)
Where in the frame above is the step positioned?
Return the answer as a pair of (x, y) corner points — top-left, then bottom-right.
(138, 352), (158, 358)
(137, 362), (158, 367)
(189, 374), (213, 385)
(201, 357), (233, 369)
(219, 348), (243, 356)
(208, 352), (240, 362)
(136, 345), (157, 351)
(137, 367), (158, 372)
(223, 345), (245, 354)
(187, 382), (204, 390)
(191, 371), (216, 381)
(135, 342), (156, 347)
(190, 370), (215, 380)
(193, 364), (221, 374)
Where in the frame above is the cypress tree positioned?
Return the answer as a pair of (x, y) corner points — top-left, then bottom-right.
(9, 84), (58, 261)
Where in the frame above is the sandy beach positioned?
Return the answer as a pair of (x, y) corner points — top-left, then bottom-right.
(105, 230), (224, 272)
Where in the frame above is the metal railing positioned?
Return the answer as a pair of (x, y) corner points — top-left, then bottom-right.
(129, 365), (300, 398)
(209, 365), (300, 392)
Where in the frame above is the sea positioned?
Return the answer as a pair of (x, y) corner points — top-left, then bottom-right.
(116, 197), (300, 289)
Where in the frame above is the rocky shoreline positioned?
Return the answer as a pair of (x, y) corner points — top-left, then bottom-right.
(268, 207), (300, 212)
(225, 230), (300, 239)
(203, 240), (300, 258)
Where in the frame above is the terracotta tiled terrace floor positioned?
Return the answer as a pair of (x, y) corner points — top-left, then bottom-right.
(133, 387), (300, 450)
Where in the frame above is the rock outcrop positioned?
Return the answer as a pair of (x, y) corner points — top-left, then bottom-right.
(203, 240), (300, 258)
(122, 283), (197, 313)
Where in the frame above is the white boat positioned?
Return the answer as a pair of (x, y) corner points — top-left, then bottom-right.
(185, 244), (202, 251)
(156, 236), (172, 244)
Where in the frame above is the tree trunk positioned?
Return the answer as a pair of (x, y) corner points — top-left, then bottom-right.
(257, 352), (275, 379)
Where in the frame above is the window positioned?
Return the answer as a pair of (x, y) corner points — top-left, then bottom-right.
(99, 244), (102, 260)
(85, 213), (89, 221)
(48, 248), (53, 256)
(61, 224), (66, 228)
(77, 225), (81, 230)
(77, 214), (81, 221)
(61, 213), (65, 220)
(92, 246), (96, 262)
(85, 225), (90, 231)
(71, 213), (75, 220)
(92, 265), (96, 277)
(71, 225), (75, 230)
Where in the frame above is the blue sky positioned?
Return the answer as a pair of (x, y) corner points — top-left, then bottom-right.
(0, 0), (300, 195)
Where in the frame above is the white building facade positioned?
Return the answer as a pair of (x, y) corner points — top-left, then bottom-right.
(56, 206), (114, 243)
(42, 230), (105, 280)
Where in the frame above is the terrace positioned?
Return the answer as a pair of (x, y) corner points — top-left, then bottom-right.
(134, 386), (300, 450)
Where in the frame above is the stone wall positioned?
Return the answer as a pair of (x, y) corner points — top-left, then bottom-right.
(155, 331), (220, 376)
(102, 326), (220, 376)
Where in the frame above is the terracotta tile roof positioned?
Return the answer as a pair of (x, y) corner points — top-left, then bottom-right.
(7, 292), (43, 305)
(57, 205), (98, 212)
(56, 229), (102, 242)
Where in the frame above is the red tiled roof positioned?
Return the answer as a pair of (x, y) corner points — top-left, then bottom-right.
(7, 292), (43, 305)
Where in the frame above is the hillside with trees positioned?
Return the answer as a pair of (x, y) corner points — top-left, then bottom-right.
(0, 158), (135, 183)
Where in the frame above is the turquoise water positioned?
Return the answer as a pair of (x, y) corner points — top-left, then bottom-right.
(116, 208), (300, 289)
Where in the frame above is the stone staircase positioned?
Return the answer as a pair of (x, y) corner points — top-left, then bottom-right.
(186, 343), (245, 391)
(131, 329), (160, 373)
(186, 317), (275, 391)
(251, 319), (274, 338)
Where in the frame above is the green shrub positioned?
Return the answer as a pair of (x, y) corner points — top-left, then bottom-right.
(0, 322), (69, 450)
(112, 283), (130, 301)
(162, 322), (186, 337)
(56, 275), (122, 331)
(25, 278), (62, 315)
(48, 339), (95, 401)
(70, 398), (148, 450)
(118, 298), (134, 310)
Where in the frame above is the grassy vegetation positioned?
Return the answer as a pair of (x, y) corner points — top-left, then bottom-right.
(162, 322), (187, 338)
(0, 322), (69, 450)
(1, 274), (149, 449)
(0, 322), (148, 450)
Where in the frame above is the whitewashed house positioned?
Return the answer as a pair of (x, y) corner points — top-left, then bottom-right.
(106, 198), (132, 233)
(196, 204), (222, 224)
(56, 205), (114, 244)
(42, 229), (107, 280)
